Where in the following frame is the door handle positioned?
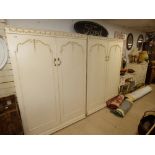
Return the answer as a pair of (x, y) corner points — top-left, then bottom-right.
(54, 58), (57, 66)
(57, 58), (62, 66)
(105, 56), (110, 61)
(105, 56), (108, 61)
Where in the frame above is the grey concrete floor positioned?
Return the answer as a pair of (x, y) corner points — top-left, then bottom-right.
(54, 84), (155, 135)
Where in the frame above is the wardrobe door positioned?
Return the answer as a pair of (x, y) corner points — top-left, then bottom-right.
(105, 40), (123, 101)
(6, 33), (60, 134)
(87, 37), (107, 115)
(56, 36), (86, 124)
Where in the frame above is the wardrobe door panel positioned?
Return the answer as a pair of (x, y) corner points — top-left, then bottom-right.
(87, 37), (107, 115)
(56, 37), (86, 123)
(6, 34), (60, 134)
(106, 40), (123, 101)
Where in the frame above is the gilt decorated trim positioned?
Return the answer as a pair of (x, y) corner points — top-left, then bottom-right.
(5, 26), (87, 39)
(88, 35), (123, 42)
(16, 39), (33, 53)
(89, 44), (106, 53)
(15, 39), (53, 54)
(59, 41), (84, 53)
(5, 26), (55, 37)
(108, 45), (121, 57)
(88, 35), (107, 40)
(35, 39), (53, 53)
(55, 31), (87, 39)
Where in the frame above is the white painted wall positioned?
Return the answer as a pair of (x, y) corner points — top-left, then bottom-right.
(0, 22), (16, 98)
(7, 19), (145, 61)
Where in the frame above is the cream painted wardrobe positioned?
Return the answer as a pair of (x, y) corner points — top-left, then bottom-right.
(87, 36), (123, 115)
(5, 27), (86, 134)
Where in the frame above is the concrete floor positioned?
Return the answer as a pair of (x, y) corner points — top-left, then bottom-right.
(54, 84), (155, 135)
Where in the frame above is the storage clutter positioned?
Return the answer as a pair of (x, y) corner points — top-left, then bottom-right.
(119, 73), (136, 94)
(111, 98), (133, 117)
(106, 86), (152, 117)
(106, 95), (133, 117)
(128, 47), (149, 63)
(120, 61), (148, 95)
(125, 85), (152, 101)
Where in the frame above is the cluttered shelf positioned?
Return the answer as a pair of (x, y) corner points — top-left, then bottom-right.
(120, 62), (148, 95)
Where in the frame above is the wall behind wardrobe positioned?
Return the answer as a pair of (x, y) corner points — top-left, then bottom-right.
(7, 19), (146, 61)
